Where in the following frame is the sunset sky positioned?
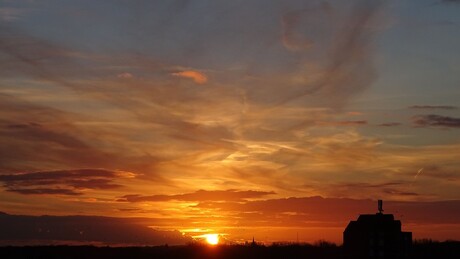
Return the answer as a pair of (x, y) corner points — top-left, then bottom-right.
(1, 0), (460, 244)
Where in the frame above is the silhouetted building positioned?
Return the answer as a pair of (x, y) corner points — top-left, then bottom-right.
(343, 200), (412, 259)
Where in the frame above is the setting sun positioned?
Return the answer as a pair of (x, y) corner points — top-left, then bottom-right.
(204, 234), (219, 245)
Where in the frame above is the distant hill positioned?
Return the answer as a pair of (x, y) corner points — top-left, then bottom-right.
(0, 212), (191, 246)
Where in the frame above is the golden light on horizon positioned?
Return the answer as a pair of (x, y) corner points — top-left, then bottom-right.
(204, 234), (219, 245)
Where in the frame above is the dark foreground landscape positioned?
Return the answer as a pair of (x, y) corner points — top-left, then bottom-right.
(1, 240), (459, 259)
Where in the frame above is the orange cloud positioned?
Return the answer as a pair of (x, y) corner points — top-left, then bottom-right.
(117, 72), (133, 79)
(171, 70), (208, 84)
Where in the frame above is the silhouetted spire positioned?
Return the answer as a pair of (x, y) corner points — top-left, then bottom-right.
(378, 199), (384, 214)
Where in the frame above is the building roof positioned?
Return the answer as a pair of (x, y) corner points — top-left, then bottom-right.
(345, 213), (402, 234)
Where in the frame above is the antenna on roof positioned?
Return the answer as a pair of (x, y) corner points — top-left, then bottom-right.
(378, 200), (383, 214)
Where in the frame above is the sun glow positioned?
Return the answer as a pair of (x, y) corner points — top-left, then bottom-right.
(204, 234), (219, 245)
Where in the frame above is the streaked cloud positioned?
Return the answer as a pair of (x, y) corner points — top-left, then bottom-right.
(412, 114), (460, 128)
(378, 122), (402, 127)
(118, 189), (275, 202)
(0, 169), (134, 195)
(0, 93), (167, 184)
(409, 105), (457, 110)
(0, 7), (27, 22)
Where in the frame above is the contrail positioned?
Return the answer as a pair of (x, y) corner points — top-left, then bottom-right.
(410, 168), (424, 187)
(414, 168), (424, 180)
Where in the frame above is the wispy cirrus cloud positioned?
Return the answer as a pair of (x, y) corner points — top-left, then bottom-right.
(0, 7), (28, 22)
(0, 93), (171, 185)
(0, 25), (87, 85)
(0, 0), (387, 198)
(412, 114), (460, 128)
(270, 0), (384, 109)
(281, 7), (320, 51)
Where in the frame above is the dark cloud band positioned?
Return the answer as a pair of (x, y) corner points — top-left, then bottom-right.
(118, 189), (276, 202)
(412, 114), (460, 128)
(0, 169), (130, 195)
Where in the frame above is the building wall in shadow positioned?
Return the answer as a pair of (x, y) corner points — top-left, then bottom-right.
(343, 200), (412, 259)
